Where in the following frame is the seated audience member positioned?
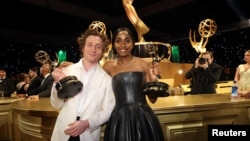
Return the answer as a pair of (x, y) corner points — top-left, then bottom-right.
(234, 49), (250, 98)
(25, 66), (42, 97)
(27, 63), (54, 101)
(0, 67), (16, 97)
(16, 73), (26, 91)
(16, 72), (30, 98)
(185, 51), (223, 94)
(17, 67), (42, 98)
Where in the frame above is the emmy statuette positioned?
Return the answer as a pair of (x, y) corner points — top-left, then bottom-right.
(35, 50), (83, 99)
(135, 43), (170, 98)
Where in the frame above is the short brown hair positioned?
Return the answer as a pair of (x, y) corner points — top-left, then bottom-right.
(201, 51), (214, 58)
(77, 29), (110, 58)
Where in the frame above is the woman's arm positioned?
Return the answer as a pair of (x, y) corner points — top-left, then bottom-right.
(147, 61), (161, 82)
(234, 65), (240, 82)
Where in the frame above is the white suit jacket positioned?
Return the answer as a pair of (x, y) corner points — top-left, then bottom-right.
(50, 59), (115, 141)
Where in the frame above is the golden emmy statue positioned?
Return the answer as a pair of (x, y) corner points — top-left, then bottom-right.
(35, 50), (83, 99)
(89, 21), (114, 65)
(35, 50), (59, 69)
(88, 20), (107, 35)
(122, 0), (149, 42)
(122, 0), (170, 97)
(189, 19), (217, 53)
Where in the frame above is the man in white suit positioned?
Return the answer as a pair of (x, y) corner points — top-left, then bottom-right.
(50, 26), (115, 141)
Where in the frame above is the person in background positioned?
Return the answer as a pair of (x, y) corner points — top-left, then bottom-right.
(103, 27), (164, 141)
(50, 27), (115, 141)
(16, 73), (27, 92)
(27, 63), (54, 100)
(19, 66), (42, 98)
(16, 72), (30, 96)
(234, 49), (250, 98)
(0, 67), (16, 97)
(185, 51), (223, 94)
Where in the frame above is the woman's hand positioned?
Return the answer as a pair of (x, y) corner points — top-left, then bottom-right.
(237, 90), (249, 97)
(149, 62), (161, 81)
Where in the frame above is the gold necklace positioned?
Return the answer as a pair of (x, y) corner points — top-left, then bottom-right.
(118, 56), (134, 66)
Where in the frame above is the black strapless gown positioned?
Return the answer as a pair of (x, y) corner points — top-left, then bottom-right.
(104, 72), (164, 141)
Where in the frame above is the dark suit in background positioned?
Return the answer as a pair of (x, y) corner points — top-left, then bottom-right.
(0, 67), (16, 97)
(38, 74), (54, 97)
(0, 77), (16, 97)
(185, 51), (223, 94)
(186, 62), (222, 94)
(27, 76), (42, 96)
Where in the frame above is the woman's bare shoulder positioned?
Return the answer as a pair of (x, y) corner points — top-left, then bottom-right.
(134, 57), (150, 65)
(102, 59), (117, 70)
(133, 57), (150, 70)
(134, 56), (148, 62)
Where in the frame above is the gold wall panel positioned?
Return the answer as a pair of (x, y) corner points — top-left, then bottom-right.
(11, 98), (58, 141)
(0, 98), (19, 141)
(157, 107), (248, 141)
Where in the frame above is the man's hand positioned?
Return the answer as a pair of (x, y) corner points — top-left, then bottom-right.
(199, 62), (209, 69)
(64, 120), (90, 137)
(58, 61), (73, 68)
(195, 58), (209, 69)
(52, 68), (66, 82)
(26, 95), (39, 101)
(17, 94), (26, 99)
(194, 58), (199, 68)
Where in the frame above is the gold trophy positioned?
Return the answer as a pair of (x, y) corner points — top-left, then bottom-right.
(189, 19), (217, 53)
(122, 0), (170, 98)
(35, 50), (83, 99)
(135, 42), (170, 97)
(34, 50), (59, 70)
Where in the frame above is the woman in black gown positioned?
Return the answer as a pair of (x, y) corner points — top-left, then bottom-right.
(103, 27), (164, 141)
